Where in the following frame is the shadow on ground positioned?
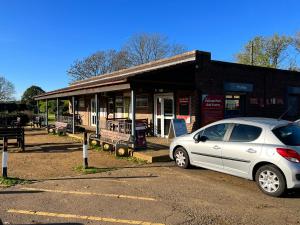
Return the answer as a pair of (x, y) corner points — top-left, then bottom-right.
(6, 143), (83, 153)
(40, 174), (159, 182)
(0, 190), (43, 194)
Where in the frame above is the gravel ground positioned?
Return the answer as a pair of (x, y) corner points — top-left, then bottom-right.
(0, 128), (141, 180)
(0, 128), (300, 225)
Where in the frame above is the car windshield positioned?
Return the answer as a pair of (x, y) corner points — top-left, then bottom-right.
(272, 124), (300, 146)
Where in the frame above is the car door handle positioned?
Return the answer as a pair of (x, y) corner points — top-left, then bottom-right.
(213, 145), (221, 150)
(246, 148), (257, 153)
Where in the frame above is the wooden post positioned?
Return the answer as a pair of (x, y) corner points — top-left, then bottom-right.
(37, 100), (39, 115)
(45, 99), (48, 128)
(2, 137), (8, 178)
(72, 96), (75, 134)
(95, 93), (99, 138)
(56, 98), (59, 121)
(83, 132), (88, 169)
(130, 89), (136, 149)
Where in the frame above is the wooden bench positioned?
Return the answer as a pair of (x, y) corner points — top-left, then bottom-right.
(0, 127), (25, 151)
(89, 129), (133, 156)
(48, 122), (70, 135)
(31, 116), (43, 128)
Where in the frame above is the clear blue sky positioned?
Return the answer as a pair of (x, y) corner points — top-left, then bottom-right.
(0, 0), (299, 99)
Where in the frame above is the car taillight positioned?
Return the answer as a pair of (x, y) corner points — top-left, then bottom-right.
(276, 148), (300, 163)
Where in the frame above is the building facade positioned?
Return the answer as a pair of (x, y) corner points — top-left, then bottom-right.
(35, 50), (300, 138)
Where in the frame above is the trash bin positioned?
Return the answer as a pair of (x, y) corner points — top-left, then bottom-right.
(135, 121), (147, 149)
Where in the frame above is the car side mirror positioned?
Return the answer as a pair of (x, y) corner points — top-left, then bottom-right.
(199, 136), (208, 142)
(194, 135), (208, 143)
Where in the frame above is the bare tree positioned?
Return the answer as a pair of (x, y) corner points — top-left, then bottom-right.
(0, 76), (15, 102)
(295, 32), (300, 52)
(67, 33), (187, 81)
(123, 33), (187, 66)
(67, 50), (130, 81)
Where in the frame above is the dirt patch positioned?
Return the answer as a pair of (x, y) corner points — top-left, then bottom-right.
(0, 128), (140, 180)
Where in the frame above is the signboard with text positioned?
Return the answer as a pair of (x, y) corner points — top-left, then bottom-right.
(202, 95), (224, 125)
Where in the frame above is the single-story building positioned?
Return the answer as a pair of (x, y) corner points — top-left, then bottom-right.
(35, 50), (300, 144)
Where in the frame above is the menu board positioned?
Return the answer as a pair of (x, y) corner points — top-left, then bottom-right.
(168, 119), (188, 139)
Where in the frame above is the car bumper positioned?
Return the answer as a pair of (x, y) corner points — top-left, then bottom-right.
(283, 161), (300, 189)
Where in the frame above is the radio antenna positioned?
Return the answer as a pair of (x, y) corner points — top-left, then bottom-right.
(278, 106), (292, 120)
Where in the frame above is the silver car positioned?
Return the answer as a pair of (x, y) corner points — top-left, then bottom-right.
(169, 117), (300, 197)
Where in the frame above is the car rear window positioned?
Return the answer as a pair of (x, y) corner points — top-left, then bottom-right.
(229, 124), (262, 142)
(272, 124), (300, 146)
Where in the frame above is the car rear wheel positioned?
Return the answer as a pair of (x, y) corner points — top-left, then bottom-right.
(255, 164), (286, 197)
(174, 147), (190, 169)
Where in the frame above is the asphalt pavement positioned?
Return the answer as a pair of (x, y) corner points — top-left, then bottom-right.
(1, 162), (300, 225)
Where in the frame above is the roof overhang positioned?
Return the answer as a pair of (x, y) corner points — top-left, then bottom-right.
(35, 50), (200, 100)
(35, 83), (130, 100)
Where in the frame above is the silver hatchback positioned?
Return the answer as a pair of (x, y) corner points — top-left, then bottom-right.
(169, 117), (300, 197)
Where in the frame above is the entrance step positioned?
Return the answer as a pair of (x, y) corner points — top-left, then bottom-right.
(133, 149), (171, 163)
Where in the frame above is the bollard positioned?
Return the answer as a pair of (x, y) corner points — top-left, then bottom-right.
(2, 137), (8, 178)
(83, 132), (88, 169)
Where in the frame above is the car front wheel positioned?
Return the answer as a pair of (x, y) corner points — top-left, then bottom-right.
(174, 147), (190, 169)
(255, 164), (286, 197)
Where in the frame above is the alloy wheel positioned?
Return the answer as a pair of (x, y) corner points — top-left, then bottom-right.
(175, 150), (186, 167)
(258, 170), (280, 193)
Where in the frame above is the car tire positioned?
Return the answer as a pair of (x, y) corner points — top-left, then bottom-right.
(174, 147), (190, 169)
(255, 164), (286, 197)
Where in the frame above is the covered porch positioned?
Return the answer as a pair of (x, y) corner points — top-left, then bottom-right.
(35, 51), (200, 151)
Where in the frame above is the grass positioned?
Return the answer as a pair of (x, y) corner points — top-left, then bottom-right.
(0, 177), (31, 187)
(116, 156), (148, 164)
(74, 165), (117, 174)
(48, 113), (56, 122)
(90, 143), (102, 152)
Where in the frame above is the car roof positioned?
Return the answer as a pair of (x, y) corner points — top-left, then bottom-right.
(215, 117), (292, 130)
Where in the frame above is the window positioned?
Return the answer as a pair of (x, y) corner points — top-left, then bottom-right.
(115, 96), (123, 114)
(229, 124), (262, 142)
(287, 95), (299, 117)
(202, 123), (230, 141)
(136, 95), (148, 108)
(79, 98), (85, 108)
(108, 98), (114, 114)
(273, 124), (300, 146)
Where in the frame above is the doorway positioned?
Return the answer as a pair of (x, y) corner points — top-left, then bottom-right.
(154, 93), (175, 137)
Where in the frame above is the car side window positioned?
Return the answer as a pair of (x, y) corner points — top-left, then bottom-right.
(229, 124), (262, 142)
(202, 123), (230, 141)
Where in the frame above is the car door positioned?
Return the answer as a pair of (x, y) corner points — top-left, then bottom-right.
(221, 123), (263, 178)
(189, 123), (231, 171)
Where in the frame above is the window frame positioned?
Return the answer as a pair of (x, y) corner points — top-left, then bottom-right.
(194, 123), (233, 142)
(136, 95), (149, 109)
(227, 123), (262, 143)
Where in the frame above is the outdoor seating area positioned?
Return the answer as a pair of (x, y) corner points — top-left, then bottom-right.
(0, 127), (25, 151)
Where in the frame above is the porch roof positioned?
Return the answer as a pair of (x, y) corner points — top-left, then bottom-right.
(35, 50), (198, 100)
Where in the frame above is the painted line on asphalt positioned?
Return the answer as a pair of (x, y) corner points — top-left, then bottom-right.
(21, 187), (156, 201)
(7, 209), (165, 225)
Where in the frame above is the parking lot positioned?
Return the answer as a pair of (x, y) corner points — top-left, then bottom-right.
(1, 129), (300, 225)
(1, 164), (300, 225)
